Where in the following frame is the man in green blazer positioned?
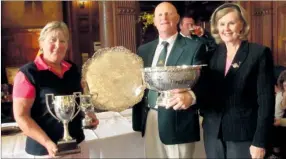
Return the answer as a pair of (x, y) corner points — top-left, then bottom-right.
(132, 2), (207, 158)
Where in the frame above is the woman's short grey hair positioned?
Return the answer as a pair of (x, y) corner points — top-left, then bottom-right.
(38, 21), (69, 43)
(210, 3), (250, 44)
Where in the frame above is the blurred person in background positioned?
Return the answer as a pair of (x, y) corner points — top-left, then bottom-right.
(179, 12), (217, 60)
(271, 69), (286, 158)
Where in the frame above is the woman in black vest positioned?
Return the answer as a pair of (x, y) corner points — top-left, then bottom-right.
(12, 21), (99, 158)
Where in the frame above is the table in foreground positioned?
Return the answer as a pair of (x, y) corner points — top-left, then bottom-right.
(1, 109), (205, 158)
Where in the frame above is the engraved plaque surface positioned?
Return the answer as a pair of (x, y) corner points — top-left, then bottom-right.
(82, 46), (144, 112)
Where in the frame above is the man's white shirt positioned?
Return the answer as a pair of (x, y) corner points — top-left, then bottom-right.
(180, 32), (192, 39)
(152, 32), (178, 67)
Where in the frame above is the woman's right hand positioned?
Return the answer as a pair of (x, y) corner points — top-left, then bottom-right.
(44, 140), (58, 157)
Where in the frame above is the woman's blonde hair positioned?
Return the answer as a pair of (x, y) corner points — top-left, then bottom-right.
(38, 21), (69, 43)
(210, 3), (250, 44)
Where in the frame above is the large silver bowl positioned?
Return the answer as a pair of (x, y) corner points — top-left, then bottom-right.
(142, 65), (205, 91)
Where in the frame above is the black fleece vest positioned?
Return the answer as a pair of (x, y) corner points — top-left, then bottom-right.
(19, 62), (84, 156)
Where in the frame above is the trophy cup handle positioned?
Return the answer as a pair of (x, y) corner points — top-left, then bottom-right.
(45, 94), (61, 121)
(71, 92), (82, 121)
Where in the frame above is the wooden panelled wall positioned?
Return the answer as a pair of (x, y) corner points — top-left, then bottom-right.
(2, 1), (284, 68)
(113, 1), (138, 53)
(64, 1), (100, 68)
(2, 29), (40, 67)
(67, 1), (139, 67)
(239, 1), (286, 67)
(98, 1), (139, 52)
(1, 1), (63, 67)
(2, 1), (139, 69)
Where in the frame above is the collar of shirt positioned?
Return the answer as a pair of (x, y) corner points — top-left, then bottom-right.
(152, 32), (178, 67)
(180, 32), (192, 39)
(158, 32), (178, 47)
(34, 54), (71, 77)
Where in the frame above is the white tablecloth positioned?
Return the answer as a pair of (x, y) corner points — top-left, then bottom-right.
(87, 110), (145, 158)
(1, 109), (206, 158)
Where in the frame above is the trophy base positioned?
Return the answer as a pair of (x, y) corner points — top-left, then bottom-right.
(56, 139), (81, 156)
(82, 125), (95, 129)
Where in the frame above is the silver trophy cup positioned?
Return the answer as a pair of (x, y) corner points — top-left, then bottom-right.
(142, 65), (206, 106)
(45, 92), (82, 156)
(78, 94), (96, 129)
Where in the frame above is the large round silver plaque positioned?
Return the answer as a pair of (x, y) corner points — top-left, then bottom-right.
(82, 46), (144, 112)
